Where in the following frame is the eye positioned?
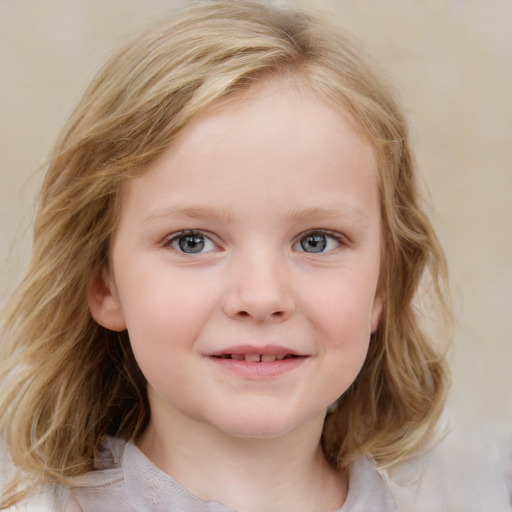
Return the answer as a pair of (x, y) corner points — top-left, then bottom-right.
(166, 231), (217, 254)
(294, 231), (342, 253)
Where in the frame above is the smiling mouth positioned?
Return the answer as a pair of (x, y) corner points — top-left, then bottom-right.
(212, 354), (300, 362)
(207, 349), (306, 377)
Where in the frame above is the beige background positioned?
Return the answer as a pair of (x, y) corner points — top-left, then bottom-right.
(1, 0), (511, 426)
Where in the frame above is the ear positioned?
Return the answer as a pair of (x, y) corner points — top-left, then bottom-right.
(370, 285), (386, 333)
(88, 267), (127, 332)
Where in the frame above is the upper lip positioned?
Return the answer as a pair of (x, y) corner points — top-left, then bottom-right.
(206, 344), (307, 357)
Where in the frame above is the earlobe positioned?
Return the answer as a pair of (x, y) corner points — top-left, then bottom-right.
(88, 267), (127, 332)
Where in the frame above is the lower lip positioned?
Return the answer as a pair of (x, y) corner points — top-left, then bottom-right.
(207, 356), (307, 378)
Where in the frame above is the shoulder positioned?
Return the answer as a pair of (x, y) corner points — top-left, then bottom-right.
(377, 420), (512, 511)
(1, 440), (81, 512)
(1, 489), (81, 512)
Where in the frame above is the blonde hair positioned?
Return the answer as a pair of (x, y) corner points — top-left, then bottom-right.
(0, 0), (451, 504)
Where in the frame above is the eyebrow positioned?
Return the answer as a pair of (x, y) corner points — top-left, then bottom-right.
(142, 205), (234, 224)
(284, 204), (369, 226)
(142, 202), (369, 226)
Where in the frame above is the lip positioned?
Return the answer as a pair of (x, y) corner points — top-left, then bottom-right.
(205, 344), (309, 378)
(207, 344), (306, 357)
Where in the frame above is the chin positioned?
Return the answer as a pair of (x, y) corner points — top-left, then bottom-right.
(228, 425), (292, 439)
(211, 409), (317, 440)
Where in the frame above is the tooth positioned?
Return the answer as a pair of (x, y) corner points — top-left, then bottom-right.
(261, 354), (277, 362)
(276, 354), (286, 360)
(231, 354), (244, 360)
(244, 354), (261, 362)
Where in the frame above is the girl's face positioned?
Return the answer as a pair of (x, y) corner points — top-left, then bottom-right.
(90, 81), (384, 440)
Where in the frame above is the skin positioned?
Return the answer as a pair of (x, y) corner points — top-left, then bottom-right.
(89, 80), (384, 511)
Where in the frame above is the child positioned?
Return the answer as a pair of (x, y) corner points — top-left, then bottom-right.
(0, 1), (510, 510)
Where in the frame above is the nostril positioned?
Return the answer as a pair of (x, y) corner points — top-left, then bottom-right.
(236, 310), (286, 319)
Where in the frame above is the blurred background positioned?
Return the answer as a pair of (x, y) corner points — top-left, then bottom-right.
(1, 0), (511, 427)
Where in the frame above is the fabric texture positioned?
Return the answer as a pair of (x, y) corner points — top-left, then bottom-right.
(2, 425), (511, 511)
(73, 440), (394, 512)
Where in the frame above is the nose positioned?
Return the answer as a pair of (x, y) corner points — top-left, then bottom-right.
(222, 252), (296, 323)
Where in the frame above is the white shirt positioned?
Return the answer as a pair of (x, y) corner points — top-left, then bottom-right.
(3, 426), (512, 511)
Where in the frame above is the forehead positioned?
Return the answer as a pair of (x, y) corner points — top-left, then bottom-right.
(120, 80), (380, 225)
(206, 76), (374, 152)
(167, 80), (373, 171)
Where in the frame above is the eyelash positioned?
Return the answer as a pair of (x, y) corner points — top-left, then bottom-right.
(163, 230), (218, 254)
(163, 229), (347, 255)
(293, 229), (347, 254)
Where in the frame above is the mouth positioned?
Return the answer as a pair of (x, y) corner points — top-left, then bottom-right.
(212, 353), (300, 362)
(205, 346), (307, 377)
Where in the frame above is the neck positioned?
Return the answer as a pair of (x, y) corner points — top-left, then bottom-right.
(136, 405), (347, 512)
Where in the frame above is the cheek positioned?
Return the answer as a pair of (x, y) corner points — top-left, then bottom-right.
(123, 292), (206, 404)
(301, 270), (378, 385)
(306, 273), (379, 341)
(119, 262), (214, 325)
(115, 266), (219, 371)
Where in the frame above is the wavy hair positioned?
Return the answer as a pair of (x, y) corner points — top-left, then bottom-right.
(0, 0), (451, 505)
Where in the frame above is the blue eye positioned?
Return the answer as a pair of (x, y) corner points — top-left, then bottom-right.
(168, 231), (217, 254)
(295, 232), (341, 253)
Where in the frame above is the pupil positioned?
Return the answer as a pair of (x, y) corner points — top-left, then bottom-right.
(301, 234), (326, 253)
(179, 234), (205, 253)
